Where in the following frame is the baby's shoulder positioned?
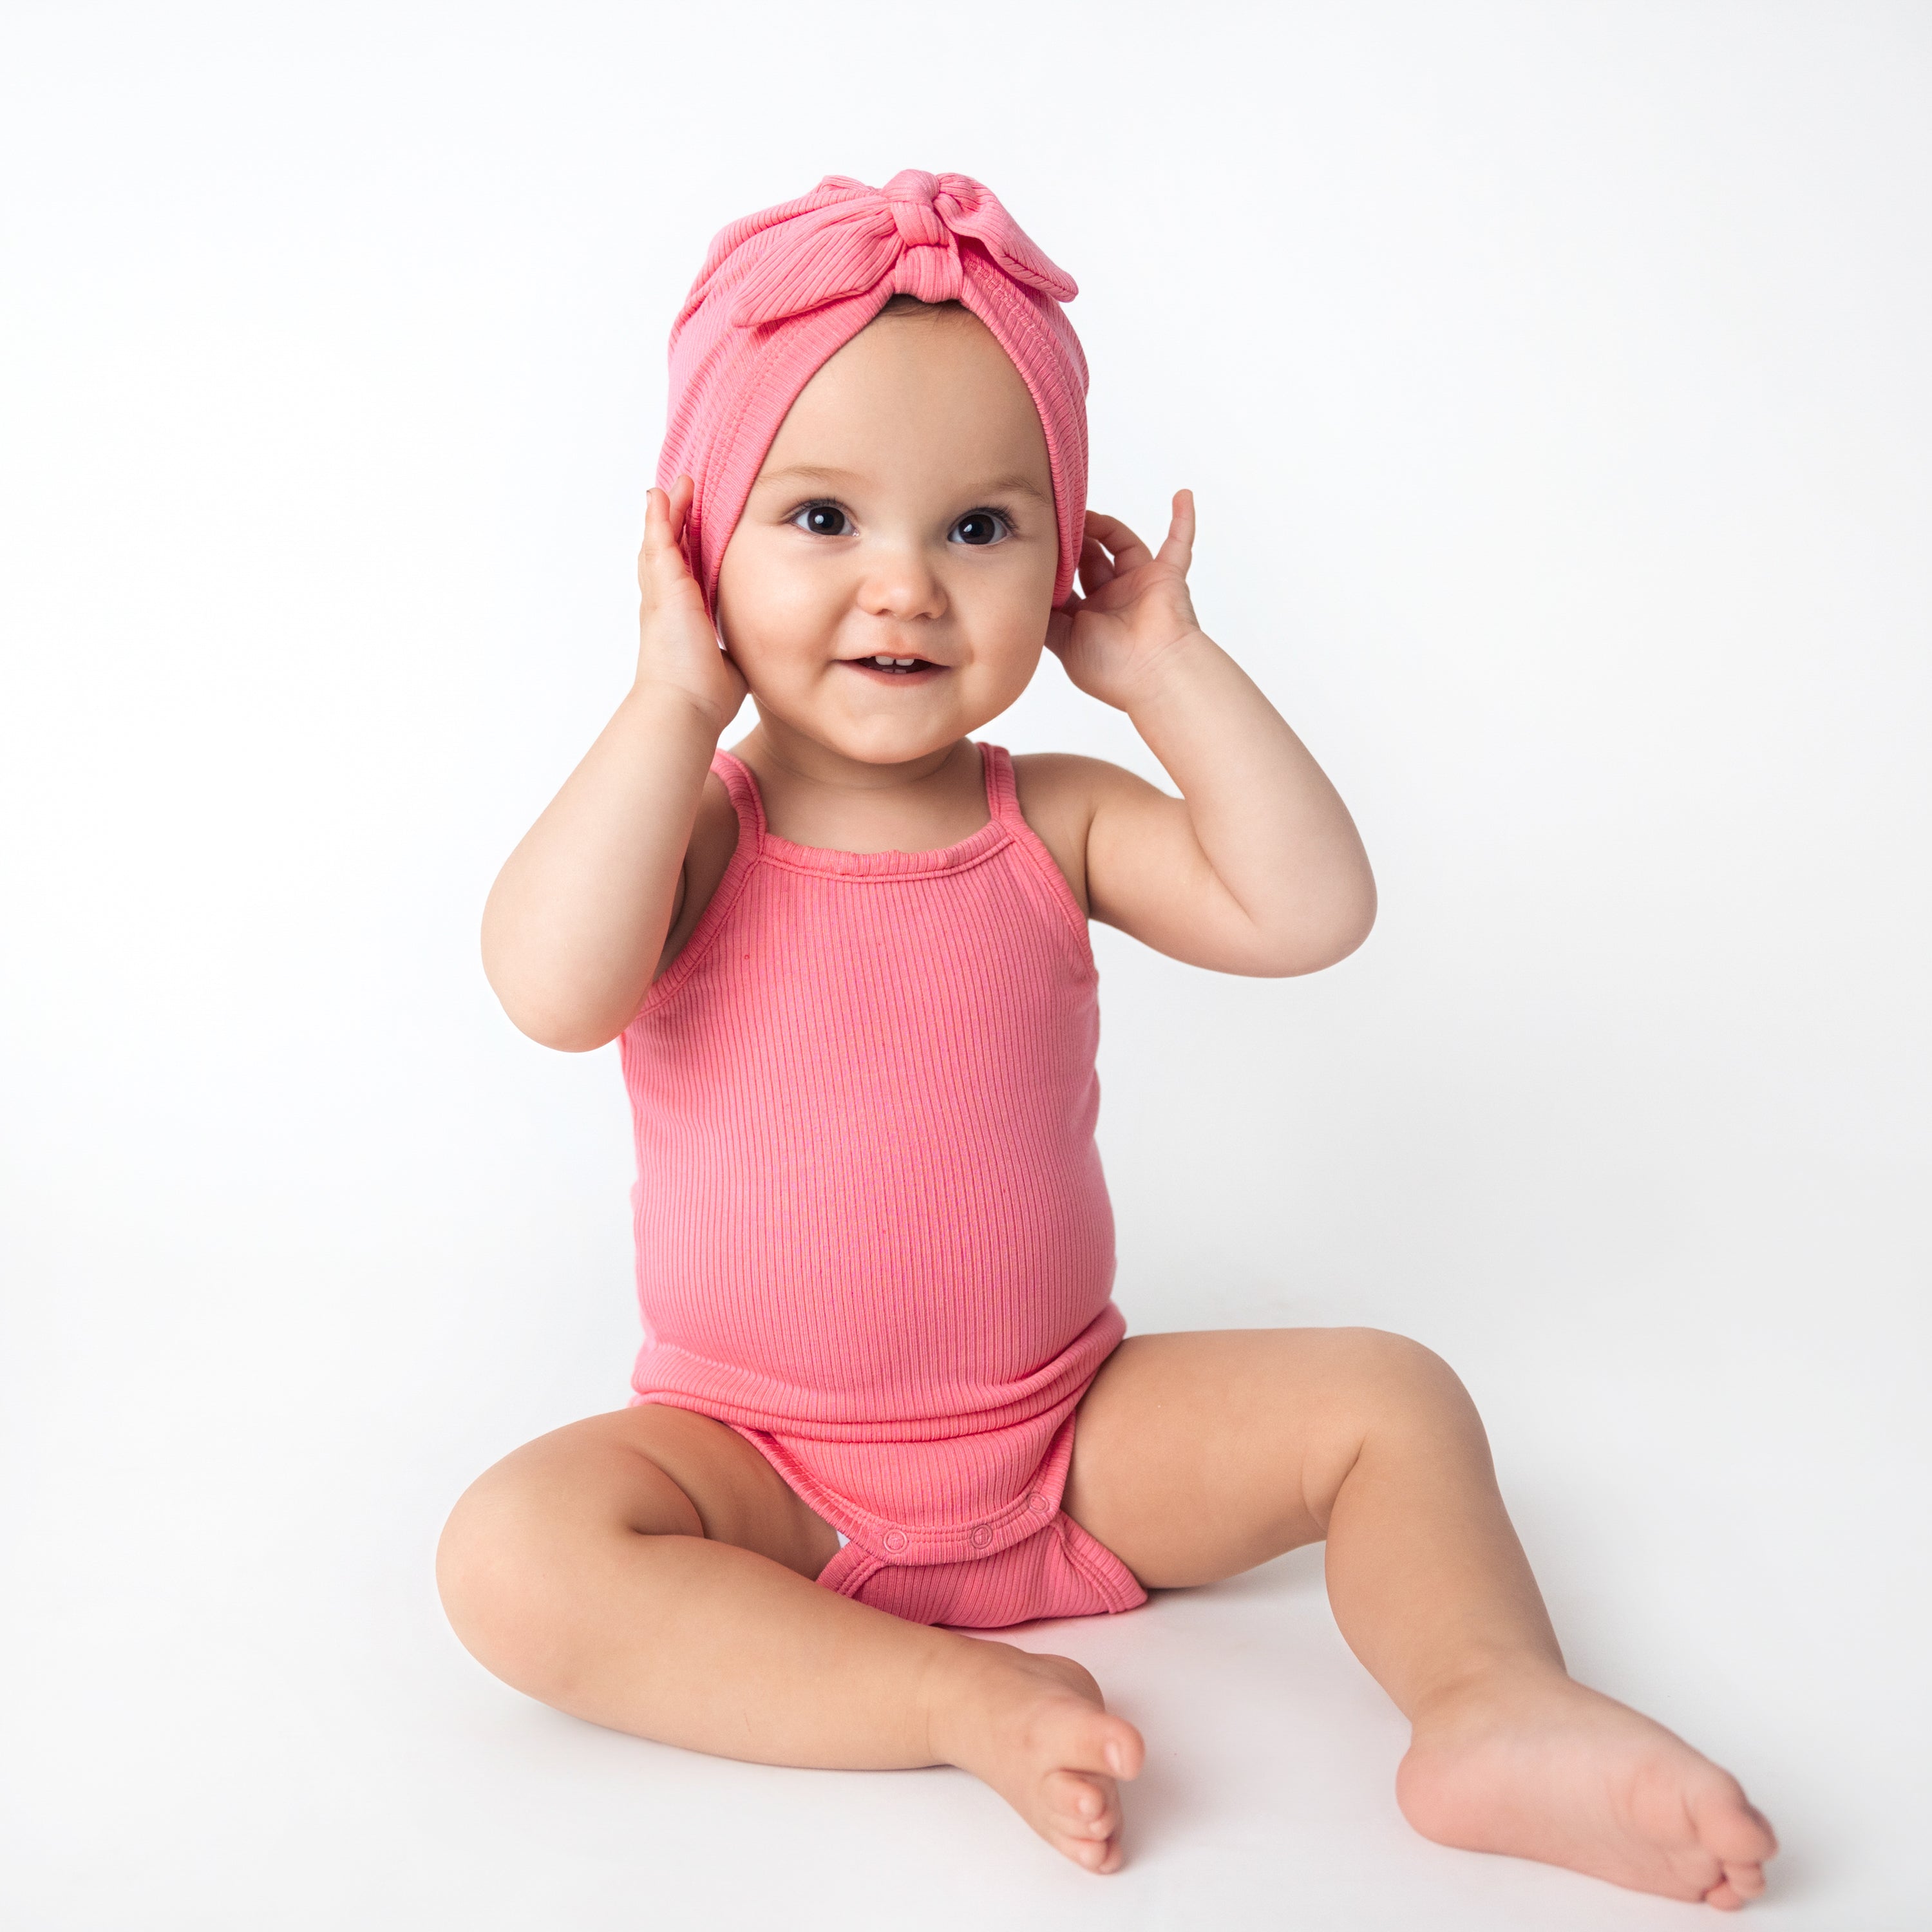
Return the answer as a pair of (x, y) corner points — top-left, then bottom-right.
(1009, 751), (1145, 826)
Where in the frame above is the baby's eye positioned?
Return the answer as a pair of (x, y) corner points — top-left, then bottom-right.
(949, 509), (1010, 547)
(791, 502), (852, 537)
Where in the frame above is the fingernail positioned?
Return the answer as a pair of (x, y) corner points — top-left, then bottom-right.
(1106, 1741), (1123, 1775)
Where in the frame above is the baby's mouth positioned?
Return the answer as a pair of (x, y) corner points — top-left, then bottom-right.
(843, 654), (943, 679)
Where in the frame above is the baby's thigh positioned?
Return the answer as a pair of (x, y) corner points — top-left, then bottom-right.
(1063, 1327), (1459, 1588)
(437, 1405), (838, 1607)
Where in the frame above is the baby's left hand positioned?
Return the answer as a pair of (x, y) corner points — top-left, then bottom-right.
(1046, 491), (1204, 712)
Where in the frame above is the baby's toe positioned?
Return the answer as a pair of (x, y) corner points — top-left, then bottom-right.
(1720, 1859), (1768, 1902)
(1687, 1777), (1772, 1909)
(1065, 1832), (1113, 1872)
(1689, 1774), (1777, 1864)
(1042, 1767), (1117, 1840)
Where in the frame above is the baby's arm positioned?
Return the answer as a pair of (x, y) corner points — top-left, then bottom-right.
(1048, 493), (1376, 976)
(481, 479), (745, 1050)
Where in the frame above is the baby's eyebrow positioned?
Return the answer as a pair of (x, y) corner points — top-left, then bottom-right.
(755, 463), (1050, 502)
(757, 464), (862, 488)
(974, 474), (1052, 502)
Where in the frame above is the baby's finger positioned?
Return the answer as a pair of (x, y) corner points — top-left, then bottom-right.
(1077, 533), (1116, 596)
(1156, 489), (1196, 576)
(1083, 511), (1153, 575)
(665, 473), (695, 544)
(638, 488), (668, 583)
(641, 479), (700, 587)
(642, 478), (692, 552)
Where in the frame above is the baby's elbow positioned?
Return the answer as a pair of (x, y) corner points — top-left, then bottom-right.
(1255, 880), (1377, 978)
(515, 1010), (624, 1054)
(488, 971), (630, 1054)
(1325, 881), (1378, 967)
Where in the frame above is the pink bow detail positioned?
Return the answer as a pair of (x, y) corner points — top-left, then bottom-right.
(726, 170), (1077, 329)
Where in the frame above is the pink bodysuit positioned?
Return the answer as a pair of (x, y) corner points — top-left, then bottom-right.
(621, 741), (1145, 1629)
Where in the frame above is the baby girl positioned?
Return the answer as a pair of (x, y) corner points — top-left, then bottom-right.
(436, 170), (1777, 1908)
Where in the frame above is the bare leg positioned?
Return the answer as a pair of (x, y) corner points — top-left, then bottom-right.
(1064, 1329), (1778, 1910)
(435, 1405), (1144, 1871)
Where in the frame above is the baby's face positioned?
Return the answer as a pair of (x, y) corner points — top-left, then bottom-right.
(715, 304), (1059, 764)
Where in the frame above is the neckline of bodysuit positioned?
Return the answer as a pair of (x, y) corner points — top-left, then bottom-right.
(715, 743), (1012, 880)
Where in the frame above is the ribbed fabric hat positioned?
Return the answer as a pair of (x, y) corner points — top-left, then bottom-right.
(658, 171), (1089, 614)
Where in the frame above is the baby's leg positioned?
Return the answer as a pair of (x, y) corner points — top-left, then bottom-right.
(1064, 1329), (1777, 1909)
(435, 1405), (1144, 1871)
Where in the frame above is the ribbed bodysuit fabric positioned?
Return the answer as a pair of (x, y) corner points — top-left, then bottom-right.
(620, 741), (1146, 1629)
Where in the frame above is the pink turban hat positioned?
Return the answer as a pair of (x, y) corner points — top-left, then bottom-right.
(657, 170), (1089, 614)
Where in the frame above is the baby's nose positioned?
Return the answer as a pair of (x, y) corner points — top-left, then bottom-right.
(855, 544), (948, 623)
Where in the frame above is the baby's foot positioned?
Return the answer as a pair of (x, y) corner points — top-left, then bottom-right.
(1397, 1668), (1777, 1909)
(930, 1642), (1144, 1873)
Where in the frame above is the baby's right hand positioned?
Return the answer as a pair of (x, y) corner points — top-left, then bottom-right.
(634, 476), (747, 732)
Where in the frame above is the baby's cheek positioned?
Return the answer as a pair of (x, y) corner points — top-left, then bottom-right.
(974, 603), (1052, 690)
(719, 562), (843, 677)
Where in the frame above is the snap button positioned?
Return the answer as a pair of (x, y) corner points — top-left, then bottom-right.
(970, 1524), (992, 1549)
(882, 1529), (907, 1554)
(1029, 1492), (1050, 1513)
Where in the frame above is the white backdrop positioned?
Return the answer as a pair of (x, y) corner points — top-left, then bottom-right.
(3, 4), (1927, 1927)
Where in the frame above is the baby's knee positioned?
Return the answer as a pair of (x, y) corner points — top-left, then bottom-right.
(435, 1453), (612, 1696)
(1297, 1330), (1482, 1524)
(435, 1434), (703, 1694)
(1323, 1327), (1477, 1428)
(435, 1467), (549, 1670)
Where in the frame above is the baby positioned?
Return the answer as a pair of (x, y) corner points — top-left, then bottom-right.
(437, 171), (1777, 1908)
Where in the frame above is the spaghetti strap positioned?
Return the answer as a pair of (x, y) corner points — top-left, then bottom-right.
(709, 748), (768, 850)
(979, 741), (1024, 827)
(974, 740), (1092, 954)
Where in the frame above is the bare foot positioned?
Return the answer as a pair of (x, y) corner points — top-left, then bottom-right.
(1397, 1669), (1778, 1909)
(928, 1641), (1145, 1873)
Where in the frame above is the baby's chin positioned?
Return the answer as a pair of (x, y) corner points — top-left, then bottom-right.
(753, 676), (1028, 765)
(785, 709), (976, 768)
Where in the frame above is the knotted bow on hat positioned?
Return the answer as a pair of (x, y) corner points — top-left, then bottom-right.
(723, 171), (1078, 327)
(659, 171), (1089, 612)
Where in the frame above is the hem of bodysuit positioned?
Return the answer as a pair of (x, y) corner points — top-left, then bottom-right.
(1057, 1511), (1149, 1614)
